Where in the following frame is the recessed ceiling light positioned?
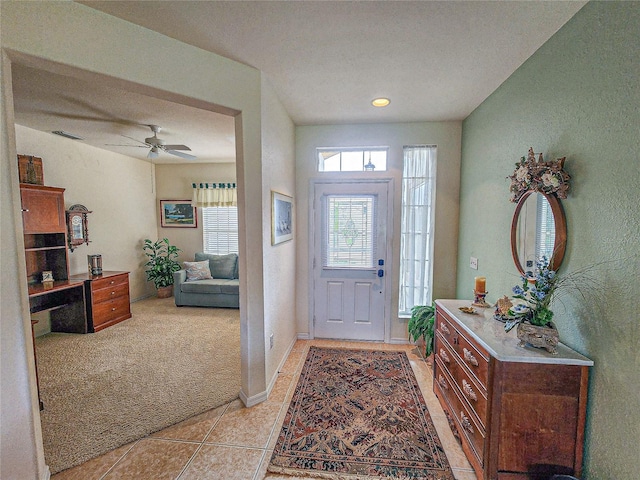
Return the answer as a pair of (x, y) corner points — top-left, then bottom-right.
(52, 130), (84, 140)
(371, 98), (390, 108)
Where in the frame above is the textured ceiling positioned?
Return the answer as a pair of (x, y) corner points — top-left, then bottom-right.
(12, 1), (586, 163)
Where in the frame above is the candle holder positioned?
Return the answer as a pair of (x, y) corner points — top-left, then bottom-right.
(472, 290), (491, 308)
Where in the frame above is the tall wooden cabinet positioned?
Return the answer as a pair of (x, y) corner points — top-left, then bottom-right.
(433, 299), (592, 480)
(21, 184), (69, 286)
(21, 184), (88, 334)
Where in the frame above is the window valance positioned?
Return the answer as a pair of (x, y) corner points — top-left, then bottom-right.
(192, 182), (237, 207)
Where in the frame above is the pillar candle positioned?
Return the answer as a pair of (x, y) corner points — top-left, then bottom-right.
(475, 276), (486, 293)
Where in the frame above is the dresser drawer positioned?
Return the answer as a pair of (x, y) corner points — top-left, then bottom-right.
(435, 357), (486, 467)
(93, 296), (130, 326)
(92, 282), (129, 304)
(436, 332), (488, 427)
(90, 273), (128, 292)
(437, 310), (489, 388)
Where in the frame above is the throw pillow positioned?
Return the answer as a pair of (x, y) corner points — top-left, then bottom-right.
(183, 260), (213, 281)
(194, 252), (238, 279)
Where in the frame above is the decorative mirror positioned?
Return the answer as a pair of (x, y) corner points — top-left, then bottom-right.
(508, 148), (570, 275)
(66, 204), (91, 251)
(511, 191), (566, 276)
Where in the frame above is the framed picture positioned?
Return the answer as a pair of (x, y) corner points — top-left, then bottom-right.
(160, 200), (197, 228)
(271, 191), (293, 245)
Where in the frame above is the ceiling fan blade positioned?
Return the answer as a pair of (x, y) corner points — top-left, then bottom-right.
(166, 149), (197, 160)
(105, 143), (149, 148)
(121, 135), (150, 146)
(163, 144), (191, 151)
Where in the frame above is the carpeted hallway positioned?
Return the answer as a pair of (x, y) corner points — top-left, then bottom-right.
(36, 297), (241, 474)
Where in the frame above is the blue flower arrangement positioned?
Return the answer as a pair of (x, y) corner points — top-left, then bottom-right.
(505, 258), (558, 332)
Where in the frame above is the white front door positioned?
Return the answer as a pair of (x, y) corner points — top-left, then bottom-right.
(312, 180), (392, 341)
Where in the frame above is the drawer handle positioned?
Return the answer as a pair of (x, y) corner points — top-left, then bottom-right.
(463, 348), (479, 367)
(462, 379), (478, 401)
(439, 348), (450, 363)
(112, 307), (116, 311)
(111, 291), (116, 295)
(440, 323), (450, 335)
(110, 280), (115, 284)
(460, 411), (474, 434)
(438, 374), (448, 390)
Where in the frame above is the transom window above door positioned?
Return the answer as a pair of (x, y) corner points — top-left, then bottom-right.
(317, 148), (388, 172)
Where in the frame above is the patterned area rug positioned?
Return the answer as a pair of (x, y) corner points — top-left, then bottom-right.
(269, 347), (454, 479)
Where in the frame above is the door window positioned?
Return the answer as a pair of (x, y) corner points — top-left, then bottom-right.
(321, 195), (377, 269)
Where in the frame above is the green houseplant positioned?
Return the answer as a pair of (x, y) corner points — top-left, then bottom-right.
(407, 303), (436, 358)
(143, 238), (182, 297)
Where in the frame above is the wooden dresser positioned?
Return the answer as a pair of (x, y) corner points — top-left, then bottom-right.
(71, 271), (131, 332)
(433, 299), (592, 480)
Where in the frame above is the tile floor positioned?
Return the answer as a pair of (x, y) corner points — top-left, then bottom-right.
(51, 339), (477, 480)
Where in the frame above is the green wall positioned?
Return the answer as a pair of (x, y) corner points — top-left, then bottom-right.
(458, 2), (639, 478)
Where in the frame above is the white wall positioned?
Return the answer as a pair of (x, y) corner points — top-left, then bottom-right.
(260, 77), (297, 388)
(1, 2), (268, 477)
(295, 122), (461, 341)
(154, 162), (237, 263)
(1, 56), (44, 480)
(15, 126), (157, 301)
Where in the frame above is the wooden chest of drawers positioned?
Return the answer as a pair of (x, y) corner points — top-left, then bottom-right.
(80, 271), (131, 332)
(433, 299), (592, 480)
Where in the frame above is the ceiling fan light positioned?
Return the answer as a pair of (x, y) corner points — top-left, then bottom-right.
(371, 97), (390, 108)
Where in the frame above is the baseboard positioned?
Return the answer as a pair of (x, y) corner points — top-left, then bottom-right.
(389, 337), (410, 345)
(131, 294), (155, 303)
(41, 465), (51, 480)
(239, 389), (268, 407)
(240, 334), (298, 408)
(297, 333), (310, 340)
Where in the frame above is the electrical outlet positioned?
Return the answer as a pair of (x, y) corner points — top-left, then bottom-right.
(269, 333), (274, 349)
(470, 257), (478, 270)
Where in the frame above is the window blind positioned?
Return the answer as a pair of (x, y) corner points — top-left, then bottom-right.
(202, 206), (239, 255)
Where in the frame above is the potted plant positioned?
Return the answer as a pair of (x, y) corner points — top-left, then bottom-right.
(407, 302), (436, 360)
(143, 238), (182, 298)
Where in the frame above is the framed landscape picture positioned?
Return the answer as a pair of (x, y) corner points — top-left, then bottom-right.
(271, 191), (293, 245)
(160, 200), (197, 228)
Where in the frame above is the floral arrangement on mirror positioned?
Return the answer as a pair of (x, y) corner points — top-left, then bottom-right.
(508, 147), (571, 203)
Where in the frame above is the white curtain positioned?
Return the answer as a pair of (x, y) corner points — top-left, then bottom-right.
(191, 183), (237, 207)
(399, 146), (437, 315)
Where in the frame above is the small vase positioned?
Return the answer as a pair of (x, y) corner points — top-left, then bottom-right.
(516, 321), (559, 354)
(157, 286), (173, 298)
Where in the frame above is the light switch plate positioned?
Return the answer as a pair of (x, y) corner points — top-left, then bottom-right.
(470, 257), (478, 270)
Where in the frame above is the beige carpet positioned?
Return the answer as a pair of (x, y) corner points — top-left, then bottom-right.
(35, 297), (241, 474)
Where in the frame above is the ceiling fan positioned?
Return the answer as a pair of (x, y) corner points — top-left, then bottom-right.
(108, 124), (197, 160)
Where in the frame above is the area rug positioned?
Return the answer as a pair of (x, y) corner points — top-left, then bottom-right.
(36, 297), (240, 474)
(268, 347), (454, 479)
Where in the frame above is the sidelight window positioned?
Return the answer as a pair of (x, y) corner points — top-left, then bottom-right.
(398, 145), (437, 316)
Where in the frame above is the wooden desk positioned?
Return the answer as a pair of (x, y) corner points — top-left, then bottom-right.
(29, 280), (88, 333)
